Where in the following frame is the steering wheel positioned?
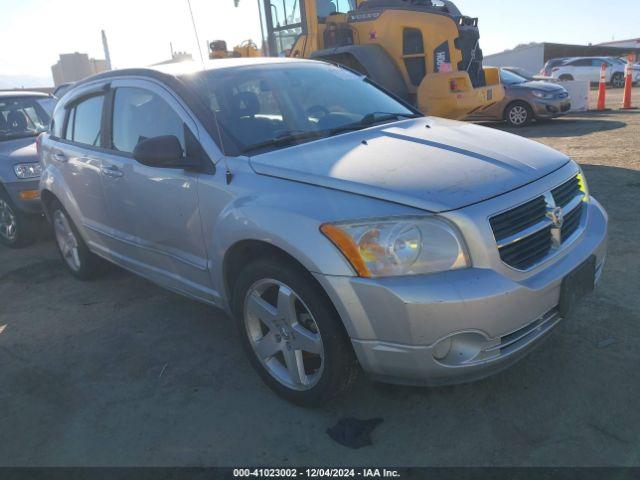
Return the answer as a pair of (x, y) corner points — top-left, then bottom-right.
(306, 105), (330, 120)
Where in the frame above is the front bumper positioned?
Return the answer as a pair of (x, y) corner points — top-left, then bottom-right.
(2, 179), (42, 215)
(531, 98), (571, 119)
(314, 198), (608, 386)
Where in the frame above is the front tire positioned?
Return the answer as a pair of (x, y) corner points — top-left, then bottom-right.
(611, 72), (625, 88)
(232, 257), (359, 407)
(0, 189), (39, 249)
(50, 200), (104, 280)
(505, 101), (533, 127)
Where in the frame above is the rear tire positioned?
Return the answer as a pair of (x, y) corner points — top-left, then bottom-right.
(0, 188), (39, 249)
(50, 200), (105, 280)
(611, 72), (625, 88)
(505, 101), (533, 127)
(232, 256), (359, 407)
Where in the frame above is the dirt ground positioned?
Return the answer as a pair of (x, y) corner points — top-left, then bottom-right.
(0, 89), (638, 467)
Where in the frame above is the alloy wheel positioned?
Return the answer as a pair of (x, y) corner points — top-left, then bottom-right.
(243, 279), (324, 391)
(508, 105), (529, 126)
(53, 210), (82, 272)
(612, 74), (625, 88)
(0, 199), (17, 242)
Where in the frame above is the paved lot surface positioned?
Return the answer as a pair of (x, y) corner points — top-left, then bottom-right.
(0, 89), (639, 467)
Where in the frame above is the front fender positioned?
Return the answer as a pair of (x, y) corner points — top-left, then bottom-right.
(208, 198), (356, 302)
(199, 171), (423, 310)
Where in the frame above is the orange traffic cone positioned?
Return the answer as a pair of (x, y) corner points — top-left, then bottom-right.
(596, 63), (607, 110)
(621, 53), (635, 109)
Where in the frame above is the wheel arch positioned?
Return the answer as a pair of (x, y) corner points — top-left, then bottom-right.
(40, 188), (58, 220)
(222, 239), (357, 346)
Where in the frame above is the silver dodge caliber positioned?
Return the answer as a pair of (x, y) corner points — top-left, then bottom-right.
(40, 58), (608, 406)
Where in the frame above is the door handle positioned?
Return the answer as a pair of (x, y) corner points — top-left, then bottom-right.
(53, 152), (68, 163)
(100, 164), (124, 178)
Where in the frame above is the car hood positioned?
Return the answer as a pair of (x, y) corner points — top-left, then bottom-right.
(0, 137), (38, 164)
(249, 118), (570, 212)
(516, 80), (566, 92)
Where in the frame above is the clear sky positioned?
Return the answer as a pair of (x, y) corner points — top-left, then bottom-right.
(0, 0), (638, 87)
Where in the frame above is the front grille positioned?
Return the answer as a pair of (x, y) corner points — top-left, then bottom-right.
(490, 174), (586, 270)
(561, 203), (583, 242)
(498, 225), (553, 270)
(489, 196), (547, 242)
(552, 176), (580, 207)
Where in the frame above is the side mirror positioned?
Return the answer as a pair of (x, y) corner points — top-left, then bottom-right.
(133, 135), (187, 169)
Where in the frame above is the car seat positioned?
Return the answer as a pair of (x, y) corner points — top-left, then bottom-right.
(6, 110), (29, 131)
(229, 91), (279, 147)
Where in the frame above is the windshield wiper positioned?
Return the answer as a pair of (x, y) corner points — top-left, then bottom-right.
(240, 112), (420, 154)
(240, 130), (326, 155)
(360, 111), (420, 125)
(327, 112), (420, 136)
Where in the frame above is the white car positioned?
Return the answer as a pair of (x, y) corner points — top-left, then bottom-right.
(551, 57), (639, 88)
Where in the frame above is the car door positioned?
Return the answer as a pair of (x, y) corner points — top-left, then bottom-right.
(98, 79), (213, 302)
(589, 59), (608, 83)
(570, 58), (593, 82)
(48, 89), (112, 250)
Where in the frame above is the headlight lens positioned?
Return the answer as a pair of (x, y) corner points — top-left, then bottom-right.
(531, 89), (554, 99)
(13, 163), (42, 179)
(321, 217), (469, 278)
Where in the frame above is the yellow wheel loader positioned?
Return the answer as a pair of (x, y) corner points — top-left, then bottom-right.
(256, 0), (503, 119)
(209, 39), (262, 59)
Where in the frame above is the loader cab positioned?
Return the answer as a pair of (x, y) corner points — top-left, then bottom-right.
(260, 0), (356, 57)
(260, 0), (305, 57)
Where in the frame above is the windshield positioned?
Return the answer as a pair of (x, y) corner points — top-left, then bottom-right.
(182, 62), (419, 154)
(0, 96), (52, 142)
(500, 69), (528, 85)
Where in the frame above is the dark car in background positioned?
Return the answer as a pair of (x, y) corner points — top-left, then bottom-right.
(468, 69), (571, 127)
(0, 91), (54, 247)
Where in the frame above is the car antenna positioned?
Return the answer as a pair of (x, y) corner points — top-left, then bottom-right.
(185, 0), (234, 184)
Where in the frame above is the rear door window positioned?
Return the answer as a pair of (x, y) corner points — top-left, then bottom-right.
(65, 95), (104, 147)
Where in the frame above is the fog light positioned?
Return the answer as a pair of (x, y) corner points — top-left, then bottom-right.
(432, 332), (488, 366)
(19, 190), (40, 201)
(433, 337), (452, 360)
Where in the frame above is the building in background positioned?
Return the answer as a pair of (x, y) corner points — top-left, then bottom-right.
(599, 38), (640, 50)
(485, 42), (640, 74)
(51, 52), (109, 86)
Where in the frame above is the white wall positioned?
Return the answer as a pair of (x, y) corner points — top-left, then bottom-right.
(562, 81), (590, 112)
(484, 45), (545, 74)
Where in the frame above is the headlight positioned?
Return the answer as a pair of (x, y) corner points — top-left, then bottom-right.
(531, 90), (554, 99)
(13, 163), (42, 179)
(320, 216), (469, 278)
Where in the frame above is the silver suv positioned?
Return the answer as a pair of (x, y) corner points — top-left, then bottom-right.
(40, 58), (608, 406)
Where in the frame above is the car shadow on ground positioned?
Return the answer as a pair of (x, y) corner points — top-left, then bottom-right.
(479, 116), (627, 139)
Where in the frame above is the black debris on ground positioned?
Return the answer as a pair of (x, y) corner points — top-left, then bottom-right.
(326, 417), (384, 449)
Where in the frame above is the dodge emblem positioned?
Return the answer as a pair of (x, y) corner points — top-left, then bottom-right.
(548, 206), (564, 228)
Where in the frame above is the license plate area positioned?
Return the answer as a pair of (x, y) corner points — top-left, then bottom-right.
(559, 255), (596, 317)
